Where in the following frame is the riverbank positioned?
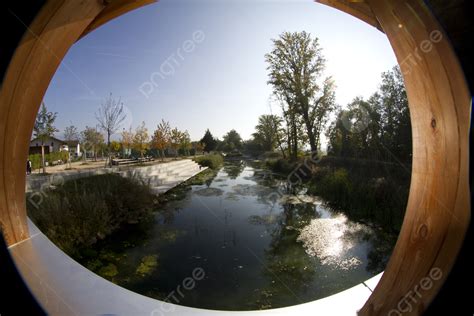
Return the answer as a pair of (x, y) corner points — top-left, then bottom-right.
(26, 174), (157, 257)
(26, 157), (215, 257)
(265, 155), (410, 233)
(67, 159), (394, 310)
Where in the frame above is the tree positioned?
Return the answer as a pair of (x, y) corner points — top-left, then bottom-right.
(95, 93), (126, 146)
(252, 114), (284, 152)
(121, 127), (135, 158)
(179, 130), (192, 156)
(221, 129), (243, 152)
(33, 102), (59, 173)
(81, 126), (104, 161)
(169, 128), (182, 158)
(326, 66), (411, 163)
(151, 119), (171, 160)
(63, 125), (79, 142)
(378, 67), (411, 162)
(110, 141), (121, 154)
(96, 93), (126, 166)
(133, 121), (150, 158)
(200, 129), (218, 152)
(62, 124), (79, 168)
(266, 31), (336, 157)
(192, 141), (204, 156)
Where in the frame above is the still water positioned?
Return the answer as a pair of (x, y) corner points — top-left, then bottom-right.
(79, 160), (393, 310)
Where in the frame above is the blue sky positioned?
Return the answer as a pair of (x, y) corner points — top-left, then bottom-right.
(44, 0), (397, 143)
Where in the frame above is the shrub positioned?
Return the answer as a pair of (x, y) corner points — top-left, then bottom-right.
(193, 154), (223, 169)
(26, 174), (156, 257)
(308, 166), (407, 232)
(261, 151), (282, 159)
(46, 151), (69, 164)
(265, 158), (297, 175)
(28, 154), (42, 170)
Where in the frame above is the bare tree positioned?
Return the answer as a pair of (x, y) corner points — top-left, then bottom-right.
(96, 93), (126, 146)
(96, 93), (126, 166)
(63, 124), (79, 142)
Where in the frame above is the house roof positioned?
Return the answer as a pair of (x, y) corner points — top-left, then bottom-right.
(65, 140), (80, 146)
(30, 136), (66, 145)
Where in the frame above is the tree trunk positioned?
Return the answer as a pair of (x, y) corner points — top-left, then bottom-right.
(41, 144), (46, 174)
(291, 119), (298, 160)
(307, 127), (317, 153)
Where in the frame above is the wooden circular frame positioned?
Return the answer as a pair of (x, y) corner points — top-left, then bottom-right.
(0, 1), (470, 315)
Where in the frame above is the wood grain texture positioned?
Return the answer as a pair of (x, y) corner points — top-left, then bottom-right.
(0, 0), (469, 314)
(0, 0), (155, 246)
(316, 0), (383, 31)
(317, 0), (470, 314)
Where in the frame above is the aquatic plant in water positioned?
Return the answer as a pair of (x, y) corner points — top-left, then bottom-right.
(99, 263), (118, 278)
(136, 255), (159, 277)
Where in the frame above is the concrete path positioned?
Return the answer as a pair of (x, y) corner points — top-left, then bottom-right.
(116, 159), (208, 194)
(26, 158), (207, 195)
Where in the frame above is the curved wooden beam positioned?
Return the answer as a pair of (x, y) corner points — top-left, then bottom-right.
(0, 0), (155, 246)
(0, 1), (470, 315)
(318, 0), (470, 314)
(316, 0), (382, 31)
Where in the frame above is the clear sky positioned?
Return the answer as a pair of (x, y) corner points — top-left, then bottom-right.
(44, 0), (397, 143)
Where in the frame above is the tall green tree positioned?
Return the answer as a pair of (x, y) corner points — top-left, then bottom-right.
(327, 66), (411, 163)
(221, 129), (243, 152)
(169, 128), (182, 158)
(179, 130), (192, 156)
(252, 114), (284, 153)
(133, 121), (150, 158)
(81, 126), (104, 161)
(33, 102), (59, 173)
(200, 129), (218, 152)
(151, 119), (171, 160)
(378, 67), (411, 162)
(266, 31), (336, 157)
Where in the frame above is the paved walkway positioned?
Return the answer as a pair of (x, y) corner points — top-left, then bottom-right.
(29, 157), (194, 175)
(26, 158), (207, 194)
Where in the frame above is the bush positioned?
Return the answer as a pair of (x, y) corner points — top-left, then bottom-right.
(307, 166), (407, 232)
(26, 174), (156, 257)
(28, 154), (42, 170)
(265, 158), (297, 175)
(28, 151), (70, 170)
(261, 151), (282, 159)
(193, 154), (223, 169)
(46, 151), (69, 164)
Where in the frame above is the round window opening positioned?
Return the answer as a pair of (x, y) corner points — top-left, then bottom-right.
(1, 1), (470, 315)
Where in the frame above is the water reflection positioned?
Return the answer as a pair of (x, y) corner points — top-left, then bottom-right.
(76, 160), (393, 310)
(223, 160), (246, 179)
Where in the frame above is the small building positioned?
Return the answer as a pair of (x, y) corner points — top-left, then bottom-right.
(29, 136), (66, 155)
(65, 140), (82, 158)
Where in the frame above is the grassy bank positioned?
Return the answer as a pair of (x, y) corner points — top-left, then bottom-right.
(266, 156), (410, 232)
(27, 174), (157, 257)
(193, 154), (223, 169)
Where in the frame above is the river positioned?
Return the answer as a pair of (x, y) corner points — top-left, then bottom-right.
(77, 159), (394, 310)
